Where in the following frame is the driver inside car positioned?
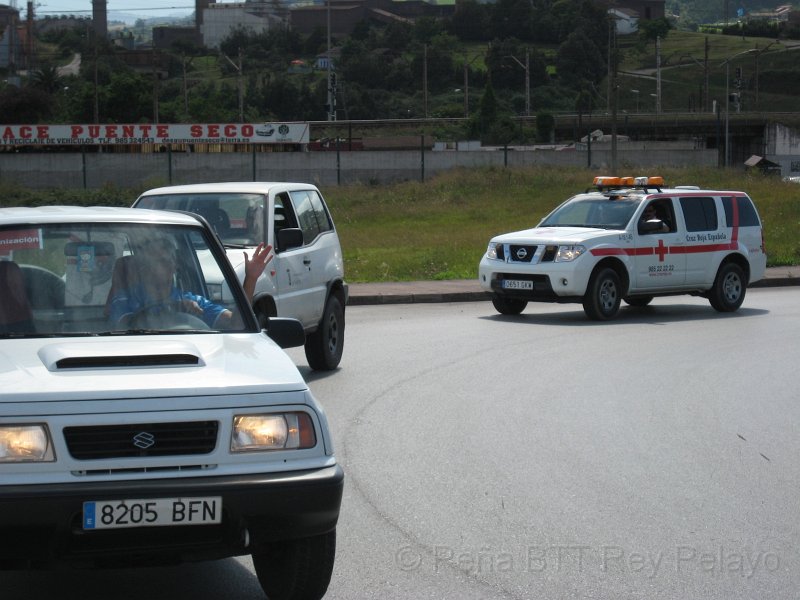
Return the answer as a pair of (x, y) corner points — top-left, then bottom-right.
(108, 238), (272, 329)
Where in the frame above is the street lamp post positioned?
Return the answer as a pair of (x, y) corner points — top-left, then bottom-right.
(506, 49), (530, 117)
(720, 48), (757, 167)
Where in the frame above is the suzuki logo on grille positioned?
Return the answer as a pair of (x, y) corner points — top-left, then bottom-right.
(133, 432), (156, 449)
(515, 247), (528, 260)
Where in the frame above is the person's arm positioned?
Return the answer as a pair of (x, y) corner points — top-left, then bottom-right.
(242, 243), (273, 303)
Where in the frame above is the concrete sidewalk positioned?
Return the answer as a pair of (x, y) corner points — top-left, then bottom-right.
(347, 266), (799, 306)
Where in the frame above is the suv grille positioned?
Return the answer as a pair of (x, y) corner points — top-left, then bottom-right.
(497, 244), (537, 263)
(64, 421), (219, 460)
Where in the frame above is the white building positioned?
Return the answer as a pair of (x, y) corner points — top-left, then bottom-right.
(201, 1), (287, 49)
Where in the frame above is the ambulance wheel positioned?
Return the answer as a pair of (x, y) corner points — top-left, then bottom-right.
(623, 295), (653, 307)
(709, 262), (746, 312)
(491, 295), (527, 315)
(583, 267), (621, 320)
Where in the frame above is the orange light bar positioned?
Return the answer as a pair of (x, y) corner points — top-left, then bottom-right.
(593, 176), (622, 187)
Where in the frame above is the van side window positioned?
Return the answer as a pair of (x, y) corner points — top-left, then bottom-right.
(722, 196), (760, 227)
(680, 196), (718, 232)
(290, 190), (332, 245)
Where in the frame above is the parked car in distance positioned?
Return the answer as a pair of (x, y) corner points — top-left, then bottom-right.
(479, 176), (767, 320)
(0, 206), (343, 600)
(134, 182), (347, 370)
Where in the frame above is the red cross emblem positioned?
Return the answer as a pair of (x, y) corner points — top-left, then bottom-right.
(655, 239), (667, 262)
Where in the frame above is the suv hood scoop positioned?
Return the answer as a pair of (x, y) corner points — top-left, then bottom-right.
(39, 341), (205, 372)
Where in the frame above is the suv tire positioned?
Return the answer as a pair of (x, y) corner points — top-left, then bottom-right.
(305, 294), (344, 370)
(709, 262), (746, 312)
(623, 295), (654, 307)
(492, 295), (527, 315)
(583, 267), (622, 320)
(252, 530), (336, 600)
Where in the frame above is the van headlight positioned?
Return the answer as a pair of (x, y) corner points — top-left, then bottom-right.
(0, 425), (55, 462)
(231, 413), (316, 452)
(555, 245), (586, 262)
(486, 242), (498, 260)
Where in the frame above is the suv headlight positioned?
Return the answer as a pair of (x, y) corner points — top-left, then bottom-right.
(231, 413), (316, 452)
(486, 242), (499, 260)
(0, 425), (55, 462)
(555, 245), (586, 262)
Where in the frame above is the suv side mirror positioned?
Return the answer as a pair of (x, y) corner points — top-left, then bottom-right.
(264, 317), (305, 348)
(277, 227), (304, 251)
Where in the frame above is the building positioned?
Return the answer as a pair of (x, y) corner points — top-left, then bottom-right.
(0, 4), (21, 70)
(610, 7), (638, 34)
(604, 0), (665, 21)
(201, 1), (288, 49)
(291, 0), (453, 37)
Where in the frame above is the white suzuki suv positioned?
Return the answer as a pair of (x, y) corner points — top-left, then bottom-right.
(134, 182), (347, 370)
(479, 176), (767, 320)
(0, 206), (342, 599)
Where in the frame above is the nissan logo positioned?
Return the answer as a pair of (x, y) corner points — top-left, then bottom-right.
(515, 247), (528, 260)
(133, 431), (156, 449)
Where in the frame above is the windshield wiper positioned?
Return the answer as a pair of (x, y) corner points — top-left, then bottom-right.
(223, 243), (248, 249)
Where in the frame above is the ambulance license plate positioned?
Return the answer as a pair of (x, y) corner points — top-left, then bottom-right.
(502, 279), (533, 290)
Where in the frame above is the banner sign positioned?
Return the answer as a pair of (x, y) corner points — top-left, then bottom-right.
(0, 123), (310, 146)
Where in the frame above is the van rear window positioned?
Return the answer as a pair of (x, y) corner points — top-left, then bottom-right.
(722, 196), (760, 227)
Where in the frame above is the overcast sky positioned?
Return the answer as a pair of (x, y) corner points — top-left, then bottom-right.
(33, 1), (195, 19)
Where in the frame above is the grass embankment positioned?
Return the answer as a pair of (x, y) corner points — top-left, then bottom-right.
(1, 166), (797, 282)
(323, 166), (800, 282)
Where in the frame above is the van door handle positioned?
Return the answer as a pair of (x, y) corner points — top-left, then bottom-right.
(303, 258), (311, 266)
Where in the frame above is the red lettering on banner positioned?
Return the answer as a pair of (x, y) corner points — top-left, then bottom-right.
(190, 125), (202, 137)
(88, 125), (100, 137)
(224, 124), (236, 137)
(241, 125), (253, 136)
(36, 126), (49, 139)
(208, 125), (220, 137)
(140, 125), (152, 137)
(71, 125), (84, 138)
(156, 125), (169, 137)
(122, 125), (134, 137)
(19, 126), (32, 139)
(2, 127), (13, 139)
(106, 125), (118, 138)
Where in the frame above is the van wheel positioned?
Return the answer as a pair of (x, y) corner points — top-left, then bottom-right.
(491, 294), (527, 315)
(709, 262), (746, 312)
(305, 294), (344, 370)
(252, 530), (336, 600)
(623, 295), (653, 307)
(583, 268), (622, 320)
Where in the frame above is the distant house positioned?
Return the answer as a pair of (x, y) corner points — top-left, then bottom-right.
(609, 8), (639, 35)
(603, 1), (665, 21)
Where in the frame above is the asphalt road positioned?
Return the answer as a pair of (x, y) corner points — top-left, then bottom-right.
(5, 288), (799, 599)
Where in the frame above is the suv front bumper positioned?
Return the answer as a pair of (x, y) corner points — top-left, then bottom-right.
(0, 464), (344, 568)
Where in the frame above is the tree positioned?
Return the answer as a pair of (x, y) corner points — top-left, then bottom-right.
(639, 17), (672, 51)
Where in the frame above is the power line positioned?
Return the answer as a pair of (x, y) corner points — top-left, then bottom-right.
(38, 6), (195, 14)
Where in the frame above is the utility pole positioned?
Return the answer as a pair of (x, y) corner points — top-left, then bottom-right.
(656, 36), (662, 114)
(423, 44), (428, 118)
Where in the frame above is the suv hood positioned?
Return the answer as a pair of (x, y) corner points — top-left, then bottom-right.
(494, 226), (620, 244)
(0, 334), (306, 403)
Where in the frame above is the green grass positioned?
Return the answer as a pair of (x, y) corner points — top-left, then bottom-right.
(322, 166), (800, 282)
(2, 166), (798, 282)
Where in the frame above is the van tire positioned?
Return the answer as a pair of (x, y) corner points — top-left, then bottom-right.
(305, 294), (344, 370)
(583, 267), (622, 320)
(623, 295), (653, 307)
(709, 262), (746, 312)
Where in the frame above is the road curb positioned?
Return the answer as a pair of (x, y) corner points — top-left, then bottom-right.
(347, 269), (798, 306)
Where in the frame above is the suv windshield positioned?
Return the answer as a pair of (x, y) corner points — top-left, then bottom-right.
(0, 222), (253, 337)
(540, 196), (641, 230)
(136, 193), (266, 247)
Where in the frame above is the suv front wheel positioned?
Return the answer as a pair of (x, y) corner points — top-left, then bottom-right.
(583, 267), (622, 320)
(305, 293), (345, 370)
(252, 530), (336, 600)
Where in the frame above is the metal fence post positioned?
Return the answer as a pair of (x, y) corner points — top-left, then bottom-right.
(82, 148), (87, 189)
(420, 134), (425, 182)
